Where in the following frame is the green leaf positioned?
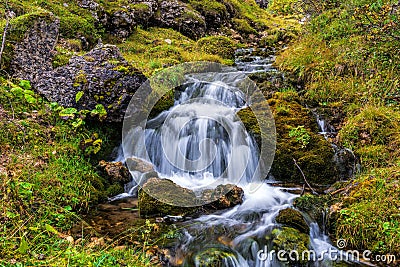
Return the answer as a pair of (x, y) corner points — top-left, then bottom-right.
(24, 94), (36, 104)
(19, 80), (31, 90)
(71, 118), (85, 128)
(10, 86), (23, 97)
(45, 224), (59, 235)
(75, 91), (84, 103)
(59, 107), (78, 118)
(91, 104), (107, 120)
(64, 205), (72, 211)
(18, 236), (29, 254)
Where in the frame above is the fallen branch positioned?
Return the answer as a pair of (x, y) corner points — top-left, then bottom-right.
(293, 158), (318, 195)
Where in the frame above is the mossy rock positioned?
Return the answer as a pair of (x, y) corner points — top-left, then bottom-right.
(149, 89), (176, 118)
(138, 178), (244, 217)
(275, 208), (309, 234)
(269, 94), (338, 186)
(238, 92), (339, 186)
(191, 246), (240, 266)
(232, 18), (258, 35)
(294, 193), (341, 238)
(138, 178), (200, 217)
(0, 11), (58, 71)
(270, 227), (310, 264)
(196, 36), (237, 60)
(236, 107), (262, 147)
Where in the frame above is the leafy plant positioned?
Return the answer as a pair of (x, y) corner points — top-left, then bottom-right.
(289, 125), (311, 148)
(90, 104), (107, 121)
(75, 91), (84, 103)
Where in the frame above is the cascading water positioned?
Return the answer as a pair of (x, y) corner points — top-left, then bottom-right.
(118, 50), (363, 266)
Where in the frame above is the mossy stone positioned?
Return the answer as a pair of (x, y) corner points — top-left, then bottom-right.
(138, 178), (198, 217)
(0, 11), (57, 71)
(276, 208), (309, 234)
(196, 36), (237, 60)
(192, 247), (239, 266)
(271, 227), (310, 264)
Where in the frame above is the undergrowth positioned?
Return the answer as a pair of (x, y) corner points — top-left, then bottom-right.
(276, 0), (400, 255)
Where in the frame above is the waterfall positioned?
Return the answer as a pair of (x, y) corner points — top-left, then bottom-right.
(117, 50), (361, 266)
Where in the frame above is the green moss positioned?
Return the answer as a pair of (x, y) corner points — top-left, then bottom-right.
(275, 208), (309, 234)
(118, 27), (228, 76)
(270, 227), (310, 264)
(232, 18), (258, 35)
(237, 107), (262, 146)
(268, 0), (298, 15)
(187, 0), (227, 18)
(73, 70), (88, 87)
(335, 168), (400, 254)
(196, 36), (237, 60)
(149, 89), (175, 118)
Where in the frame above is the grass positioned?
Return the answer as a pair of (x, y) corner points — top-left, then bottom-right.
(116, 27), (233, 76)
(275, 0), (400, 255)
(0, 77), (158, 266)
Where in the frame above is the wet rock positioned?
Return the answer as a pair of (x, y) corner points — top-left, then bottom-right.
(138, 178), (244, 217)
(126, 157), (156, 174)
(202, 184), (244, 209)
(35, 44), (147, 122)
(275, 208), (309, 234)
(96, 160), (131, 185)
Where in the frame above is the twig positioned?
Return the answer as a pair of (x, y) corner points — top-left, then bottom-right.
(293, 158), (318, 195)
(330, 187), (347, 196)
(0, 14), (10, 65)
(300, 184), (306, 196)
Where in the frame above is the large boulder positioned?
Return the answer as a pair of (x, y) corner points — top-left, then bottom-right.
(238, 92), (342, 187)
(138, 177), (244, 217)
(35, 44), (147, 122)
(6, 12), (147, 122)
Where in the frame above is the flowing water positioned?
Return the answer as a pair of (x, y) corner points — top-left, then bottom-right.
(119, 49), (364, 266)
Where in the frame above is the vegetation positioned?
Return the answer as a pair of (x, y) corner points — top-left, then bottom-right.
(275, 0), (400, 255)
(117, 27), (231, 76)
(0, 78), (164, 265)
(1, 0), (399, 263)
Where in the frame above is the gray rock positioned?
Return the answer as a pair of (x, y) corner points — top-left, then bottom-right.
(10, 13), (60, 84)
(35, 44), (147, 122)
(155, 0), (206, 39)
